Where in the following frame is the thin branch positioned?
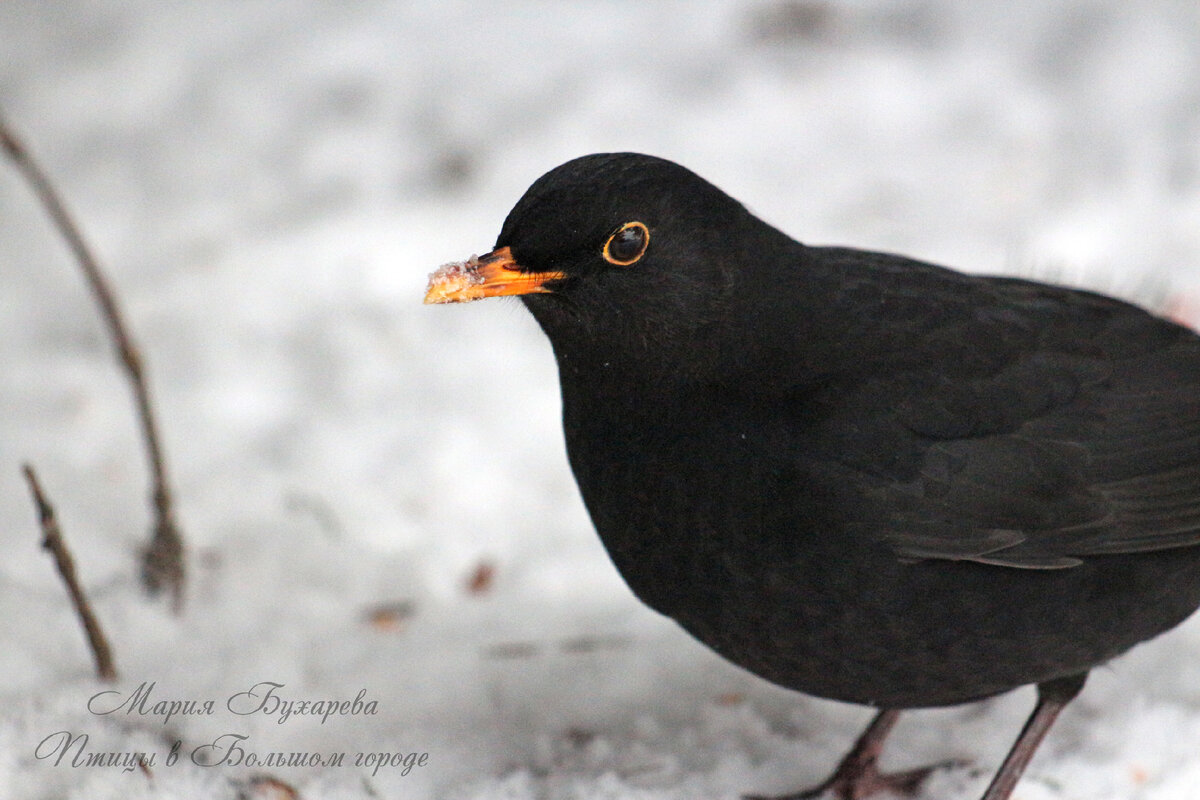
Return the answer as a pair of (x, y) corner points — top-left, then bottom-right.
(23, 465), (119, 682)
(1, 113), (186, 611)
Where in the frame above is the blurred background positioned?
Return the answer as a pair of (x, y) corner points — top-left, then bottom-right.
(1, 2), (1199, 798)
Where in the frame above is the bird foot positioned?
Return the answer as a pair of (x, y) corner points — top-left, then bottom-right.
(745, 759), (967, 800)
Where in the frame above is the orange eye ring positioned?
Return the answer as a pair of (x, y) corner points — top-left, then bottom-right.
(602, 221), (650, 266)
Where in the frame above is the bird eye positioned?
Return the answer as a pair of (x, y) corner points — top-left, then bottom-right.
(602, 222), (650, 266)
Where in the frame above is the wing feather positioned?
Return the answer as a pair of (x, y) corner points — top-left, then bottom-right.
(845, 280), (1200, 569)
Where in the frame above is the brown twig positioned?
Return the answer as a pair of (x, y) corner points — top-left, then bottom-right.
(1, 113), (186, 611)
(23, 465), (119, 682)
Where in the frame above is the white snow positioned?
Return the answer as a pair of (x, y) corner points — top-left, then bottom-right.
(1, 1), (1199, 798)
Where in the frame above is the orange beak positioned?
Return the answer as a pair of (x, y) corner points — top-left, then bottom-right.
(423, 246), (565, 304)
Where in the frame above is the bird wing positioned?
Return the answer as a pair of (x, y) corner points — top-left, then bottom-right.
(821, 276), (1200, 570)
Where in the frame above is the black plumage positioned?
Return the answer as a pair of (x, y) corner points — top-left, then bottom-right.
(425, 152), (1200, 800)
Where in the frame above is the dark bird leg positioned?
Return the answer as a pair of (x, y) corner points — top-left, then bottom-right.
(748, 708), (950, 800)
(979, 673), (1087, 800)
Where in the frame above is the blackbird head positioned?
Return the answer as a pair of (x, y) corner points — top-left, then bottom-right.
(426, 153), (796, 380)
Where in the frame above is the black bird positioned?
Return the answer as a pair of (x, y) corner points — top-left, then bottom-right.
(424, 153), (1200, 800)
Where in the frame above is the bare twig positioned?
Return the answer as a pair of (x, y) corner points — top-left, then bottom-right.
(23, 465), (119, 682)
(1, 113), (186, 611)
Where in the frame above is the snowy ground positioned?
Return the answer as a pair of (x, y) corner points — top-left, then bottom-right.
(1, 2), (1200, 798)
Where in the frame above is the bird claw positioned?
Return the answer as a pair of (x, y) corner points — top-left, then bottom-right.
(744, 758), (968, 800)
